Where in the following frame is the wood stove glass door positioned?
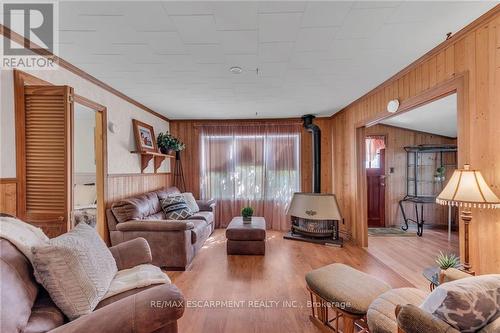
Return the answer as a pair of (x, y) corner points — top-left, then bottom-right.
(366, 136), (386, 227)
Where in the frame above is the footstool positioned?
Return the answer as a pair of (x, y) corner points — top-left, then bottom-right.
(226, 217), (266, 255)
(367, 288), (428, 333)
(305, 263), (391, 333)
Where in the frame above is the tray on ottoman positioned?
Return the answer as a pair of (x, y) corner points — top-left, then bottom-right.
(226, 217), (266, 255)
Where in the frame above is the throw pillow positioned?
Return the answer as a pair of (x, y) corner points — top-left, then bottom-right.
(161, 194), (193, 220)
(31, 223), (118, 320)
(420, 274), (500, 332)
(0, 216), (49, 263)
(182, 192), (200, 213)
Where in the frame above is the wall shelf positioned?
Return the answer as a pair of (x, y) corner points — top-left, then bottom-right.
(130, 151), (175, 173)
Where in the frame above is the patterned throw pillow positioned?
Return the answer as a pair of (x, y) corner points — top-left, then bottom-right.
(161, 194), (193, 220)
(182, 192), (200, 213)
(31, 223), (117, 320)
(420, 274), (500, 332)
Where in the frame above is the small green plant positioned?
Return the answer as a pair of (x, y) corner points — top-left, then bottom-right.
(241, 207), (254, 220)
(157, 132), (185, 153)
(435, 251), (460, 270)
(436, 166), (446, 175)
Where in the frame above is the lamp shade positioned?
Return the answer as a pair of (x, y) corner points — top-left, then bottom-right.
(436, 164), (500, 209)
(287, 193), (342, 220)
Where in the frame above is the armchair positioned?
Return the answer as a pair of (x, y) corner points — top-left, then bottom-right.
(0, 236), (185, 333)
(368, 268), (497, 333)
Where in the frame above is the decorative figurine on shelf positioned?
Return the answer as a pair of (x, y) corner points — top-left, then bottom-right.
(241, 207), (254, 223)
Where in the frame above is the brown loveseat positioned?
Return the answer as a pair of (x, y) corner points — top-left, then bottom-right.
(107, 186), (215, 270)
(0, 237), (184, 333)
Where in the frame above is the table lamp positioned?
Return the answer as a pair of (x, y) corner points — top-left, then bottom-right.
(436, 164), (500, 272)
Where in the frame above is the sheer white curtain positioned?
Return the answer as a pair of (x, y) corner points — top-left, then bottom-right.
(200, 124), (301, 230)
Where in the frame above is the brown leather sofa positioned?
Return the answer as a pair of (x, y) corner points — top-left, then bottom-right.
(0, 237), (185, 333)
(107, 186), (215, 270)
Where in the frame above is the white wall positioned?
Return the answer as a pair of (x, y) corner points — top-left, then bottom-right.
(0, 67), (170, 178)
(74, 104), (96, 174)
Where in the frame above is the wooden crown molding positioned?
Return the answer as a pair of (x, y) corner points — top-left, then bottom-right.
(330, 4), (500, 120)
(0, 24), (169, 122)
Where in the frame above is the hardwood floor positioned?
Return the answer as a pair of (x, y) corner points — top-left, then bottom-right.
(169, 230), (417, 333)
(366, 228), (459, 290)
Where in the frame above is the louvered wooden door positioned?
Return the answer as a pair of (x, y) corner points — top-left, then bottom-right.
(18, 86), (73, 237)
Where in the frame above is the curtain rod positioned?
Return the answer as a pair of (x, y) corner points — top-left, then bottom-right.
(193, 121), (302, 128)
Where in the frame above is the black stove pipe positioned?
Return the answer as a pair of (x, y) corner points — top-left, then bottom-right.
(302, 114), (321, 193)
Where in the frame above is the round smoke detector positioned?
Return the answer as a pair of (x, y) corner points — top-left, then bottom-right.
(387, 99), (400, 113)
(229, 66), (243, 74)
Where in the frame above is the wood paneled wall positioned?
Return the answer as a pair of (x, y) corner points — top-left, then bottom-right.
(106, 173), (172, 204)
(0, 179), (17, 216)
(365, 125), (457, 228)
(329, 7), (500, 274)
(169, 118), (334, 196)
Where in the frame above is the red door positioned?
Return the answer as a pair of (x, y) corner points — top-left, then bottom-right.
(367, 147), (386, 228)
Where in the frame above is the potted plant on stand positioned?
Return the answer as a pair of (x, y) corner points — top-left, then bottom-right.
(241, 207), (254, 224)
(171, 137), (186, 153)
(157, 132), (174, 155)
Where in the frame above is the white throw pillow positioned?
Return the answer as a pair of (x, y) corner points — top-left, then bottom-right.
(74, 184), (96, 207)
(182, 192), (200, 213)
(0, 217), (49, 262)
(32, 223), (117, 320)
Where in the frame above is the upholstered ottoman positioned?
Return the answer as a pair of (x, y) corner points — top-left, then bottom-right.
(226, 217), (266, 255)
(305, 263), (391, 333)
(367, 288), (428, 333)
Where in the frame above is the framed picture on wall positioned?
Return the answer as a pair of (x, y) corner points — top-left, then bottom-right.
(132, 119), (157, 152)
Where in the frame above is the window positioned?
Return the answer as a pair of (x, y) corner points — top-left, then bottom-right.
(366, 136), (385, 169)
(201, 134), (300, 200)
(200, 124), (301, 230)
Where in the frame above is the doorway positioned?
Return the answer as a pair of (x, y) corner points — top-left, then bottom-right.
(73, 95), (107, 241)
(362, 90), (460, 289)
(13, 70), (107, 239)
(366, 136), (386, 227)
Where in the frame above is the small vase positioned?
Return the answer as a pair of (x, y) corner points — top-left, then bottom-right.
(160, 147), (168, 154)
(242, 216), (252, 224)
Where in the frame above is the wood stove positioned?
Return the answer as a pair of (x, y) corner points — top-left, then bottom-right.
(283, 115), (343, 246)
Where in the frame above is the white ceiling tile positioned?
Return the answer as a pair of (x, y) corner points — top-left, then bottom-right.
(258, 62), (288, 77)
(353, 1), (401, 10)
(226, 54), (258, 70)
(328, 38), (369, 60)
(295, 27), (339, 51)
(301, 2), (353, 27)
(258, 1), (307, 14)
(220, 30), (258, 55)
(259, 12), (303, 42)
(187, 44), (225, 64)
(289, 51), (329, 69)
(171, 15), (218, 44)
(259, 42), (295, 62)
(213, 2), (258, 30)
(162, 2), (214, 16)
(336, 7), (397, 39)
(136, 31), (186, 54)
